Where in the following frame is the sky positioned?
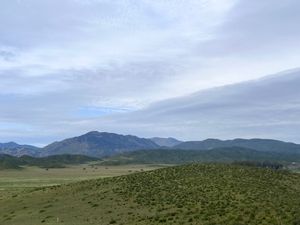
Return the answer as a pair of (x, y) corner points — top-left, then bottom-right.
(0, 0), (300, 145)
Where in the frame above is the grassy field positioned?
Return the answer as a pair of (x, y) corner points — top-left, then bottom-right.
(0, 163), (300, 225)
(0, 163), (165, 200)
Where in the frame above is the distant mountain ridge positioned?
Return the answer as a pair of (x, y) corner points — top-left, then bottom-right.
(150, 137), (182, 147)
(41, 131), (159, 157)
(174, 138), (300, 154)
(2, 132), (300, 158)
(0, 142), (40, 157)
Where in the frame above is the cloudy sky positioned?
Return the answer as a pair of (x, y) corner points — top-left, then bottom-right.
(0, 0), (300, 145)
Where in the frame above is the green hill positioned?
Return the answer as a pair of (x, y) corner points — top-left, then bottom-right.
(101, 147), (300, 165)
(174, 138), (300, 154)
(0, 164), (300, 225)
(0, 154), (22, 170)
(0, 154), (99, 169)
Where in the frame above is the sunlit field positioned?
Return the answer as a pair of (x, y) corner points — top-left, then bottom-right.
(0, 163), (166, 199)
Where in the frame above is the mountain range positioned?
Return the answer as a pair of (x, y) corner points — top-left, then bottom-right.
(0, 142), (40, 157)
(1, 131), (300, 158)
(174, 138), (300, 154)
(41, 131), (159, 157)
(102, 147), (300, 165)
(150, 137), (182, 147)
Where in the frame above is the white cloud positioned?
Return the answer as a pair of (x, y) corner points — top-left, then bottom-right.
(0, 0), (300, 144)
(90, 69), (300, 143)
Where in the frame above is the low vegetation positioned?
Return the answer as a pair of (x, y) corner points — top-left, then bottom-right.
(0, 163), (299, 225)
(0, 164), (163, 192)
(0, 154), (22, 170)
(232, 161), (284, 170)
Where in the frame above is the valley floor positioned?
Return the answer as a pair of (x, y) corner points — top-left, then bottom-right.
(0, 163), (166, 199)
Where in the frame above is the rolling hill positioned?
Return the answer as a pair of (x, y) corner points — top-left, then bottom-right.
(0, 154), (99, 169)
(0, 154), (23, 170)
(174, 138), (300, 154)
(102, 147), (300, 165)
(41, 131), (159, 157)
(0, 163), (300, 225)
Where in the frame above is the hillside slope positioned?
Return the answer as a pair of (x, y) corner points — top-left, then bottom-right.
(42, 131), (159, 157)
(1, 164), (300, 225)
(0, 154), (23, 169)
(102, 147), (300, 165)
(174, 138), (300, 154)
(0, 154), (99, 169)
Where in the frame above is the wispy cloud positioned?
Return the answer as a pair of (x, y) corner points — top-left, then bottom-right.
(0, 0), (299, 144)
(91, 69), (300, 143)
